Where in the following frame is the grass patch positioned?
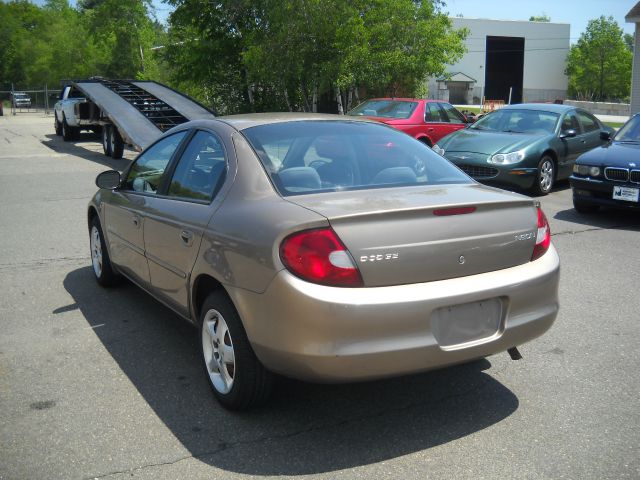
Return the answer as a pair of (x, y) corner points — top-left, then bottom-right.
(603, 121), (623, 129)
(456, 106), (482, 114)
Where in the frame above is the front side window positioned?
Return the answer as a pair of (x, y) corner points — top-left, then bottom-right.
(124, 131), (188, 194)
(347, 100), (418, 119)
(561, 114), (580, 133)
(168, 131), (227, 201)
(243, 121), (472, 196)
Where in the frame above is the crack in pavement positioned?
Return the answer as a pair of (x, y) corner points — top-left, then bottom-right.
(552, 224), (640, 237)
(0, 255), (90, 272)
(84, 375), (492, 479)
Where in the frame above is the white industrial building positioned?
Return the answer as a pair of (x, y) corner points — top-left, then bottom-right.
(429, 18), (570, 105)
(626, 2), (640, 114)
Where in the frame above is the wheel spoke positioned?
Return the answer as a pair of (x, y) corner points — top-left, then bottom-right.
(221, 343), (235, 364)
(208, 356), (220, 374)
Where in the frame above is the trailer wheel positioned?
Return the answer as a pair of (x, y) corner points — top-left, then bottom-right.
(110, 126), (124, 159)
(102, 125), (112, 156)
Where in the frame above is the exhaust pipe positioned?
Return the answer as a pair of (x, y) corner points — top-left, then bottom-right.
(507, 347), (522, 360)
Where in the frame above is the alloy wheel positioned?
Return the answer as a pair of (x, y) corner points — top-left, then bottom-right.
(539, 159), (554, 193)
(90, 225), (103, 277)
(202, 309), (236, 394)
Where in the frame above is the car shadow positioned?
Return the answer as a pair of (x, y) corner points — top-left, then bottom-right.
(40, 133), (133, 171)
(60, 266), (520, 476)
(554, 207), (640, 231)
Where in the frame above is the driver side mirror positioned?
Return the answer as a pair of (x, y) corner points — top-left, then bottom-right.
(600, 130), (611, 141)
(95, 170), (121, 190)
(559, 129), (577, 139)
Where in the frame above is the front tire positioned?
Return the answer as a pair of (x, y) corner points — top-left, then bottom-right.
(54, 114), (62, 136)
(90, 216), (119, 287)
(532, 155), (555, 196)
(199, 291), (273, 410)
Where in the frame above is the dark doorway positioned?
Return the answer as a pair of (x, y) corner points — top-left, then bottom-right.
(485, 36), (524, 104)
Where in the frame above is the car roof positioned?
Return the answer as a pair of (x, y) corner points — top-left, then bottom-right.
(182, 112), (377, 132)
(363, 98), (442, 103)
(500, 103), (574, 114)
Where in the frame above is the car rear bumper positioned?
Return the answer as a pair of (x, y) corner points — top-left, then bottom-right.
(570, 175), (640, 209)
(228, 245), (560, 382)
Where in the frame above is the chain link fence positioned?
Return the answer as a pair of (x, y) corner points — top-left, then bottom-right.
(0, 86), (60, 116)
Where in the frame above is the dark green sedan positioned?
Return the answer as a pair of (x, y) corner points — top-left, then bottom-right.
(432, 104), (614, 195)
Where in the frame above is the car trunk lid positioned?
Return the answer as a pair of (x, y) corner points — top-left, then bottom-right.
(284, 184), (539, 287)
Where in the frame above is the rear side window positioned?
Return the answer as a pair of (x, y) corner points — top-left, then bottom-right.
(124, 131), (187, 194)
(168, 131), (226, 202)
(243, 121), (472, 196)
(425, 103), (445, 122)
(348, 100), (418, 119)
(439, 103), (466, 123)
(577, 111), (599, 133)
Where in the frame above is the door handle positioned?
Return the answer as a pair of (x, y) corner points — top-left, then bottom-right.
(427, 128), (435, 132)
(132, 215), (140, 227)
(180, 230), (194, 245)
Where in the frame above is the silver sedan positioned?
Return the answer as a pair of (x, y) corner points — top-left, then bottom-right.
(88, 113), (560, 410)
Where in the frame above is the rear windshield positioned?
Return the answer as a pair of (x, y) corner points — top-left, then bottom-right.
(242, 121), (472, 196)
(347, 100), (418, 119)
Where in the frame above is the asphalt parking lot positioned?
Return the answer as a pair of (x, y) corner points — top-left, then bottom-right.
(1, 113), (639, 480)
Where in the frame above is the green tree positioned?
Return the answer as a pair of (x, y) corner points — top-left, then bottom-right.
(81, 0), (160, 78)
(166, 0), (467, 114)
(566, 16), (632, 101)
(529, 14), (550, 22)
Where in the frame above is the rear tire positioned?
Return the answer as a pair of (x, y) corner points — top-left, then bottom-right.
(89, 216), (120, 287)
(102, 125), (112, 157)
(531, 155), (555, 196)
(573, 198), (599, 214)
(199, 291), (273, 410)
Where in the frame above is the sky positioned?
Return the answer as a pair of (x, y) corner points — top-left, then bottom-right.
(31, 0), (637, 39)
(443, 0), (635, 39)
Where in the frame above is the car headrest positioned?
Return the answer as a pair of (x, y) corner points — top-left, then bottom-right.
(278, 167), (321, 192)
(372, 167), (417, 185)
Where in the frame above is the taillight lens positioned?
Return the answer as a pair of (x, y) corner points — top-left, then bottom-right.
(280, 228), (363, 287)
(531, 206), (551, 261)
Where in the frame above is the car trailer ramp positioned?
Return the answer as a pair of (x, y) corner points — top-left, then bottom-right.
(73, 79), (215, 155)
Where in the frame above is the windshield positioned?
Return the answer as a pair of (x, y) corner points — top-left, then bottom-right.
(471, 109), (559, 134)
(614, 115), (640, 142)
(347, 100), (418, 119)
(243, 121), (472, 196)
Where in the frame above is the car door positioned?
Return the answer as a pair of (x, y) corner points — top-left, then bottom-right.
(423, 102), (453, 144)
(142, 130), (229, 316)
(436, 102), (468, 139)
(557, 112), (585, 178)
(103, 130), (188, 287)
(576, 109), (606, 151)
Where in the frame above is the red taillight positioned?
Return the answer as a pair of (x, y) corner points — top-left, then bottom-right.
(531, 206), (551, 261)
(280, 228), (363, 287)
